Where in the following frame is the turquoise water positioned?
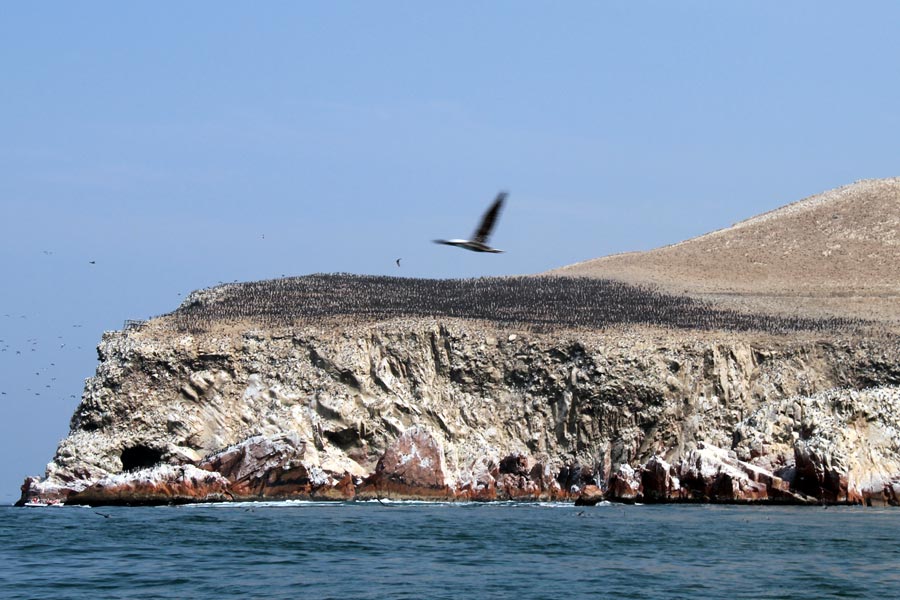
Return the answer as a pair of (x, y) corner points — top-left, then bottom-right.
(2, 502), (897, 599)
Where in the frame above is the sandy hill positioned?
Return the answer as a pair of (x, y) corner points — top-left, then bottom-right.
(549, 178), (900, 323)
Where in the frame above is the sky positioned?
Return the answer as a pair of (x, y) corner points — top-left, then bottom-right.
(2, 2), (899, 503)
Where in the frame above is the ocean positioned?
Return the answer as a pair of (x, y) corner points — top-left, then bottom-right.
(2, 501), (897, 599)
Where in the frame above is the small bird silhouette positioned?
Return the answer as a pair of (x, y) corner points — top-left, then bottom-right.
(396, 258), (401, 267)
(434, 192), (507, 253)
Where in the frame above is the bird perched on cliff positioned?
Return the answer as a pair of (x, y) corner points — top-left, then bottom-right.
(434, 192), (507, 253)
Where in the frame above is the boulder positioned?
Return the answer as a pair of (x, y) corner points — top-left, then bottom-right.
(606, 464), (642, 502)
(358, 427), (454, 500)
(574, 484), (605, 506)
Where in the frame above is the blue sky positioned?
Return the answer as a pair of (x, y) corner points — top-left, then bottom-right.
(2, 2), (899, 501)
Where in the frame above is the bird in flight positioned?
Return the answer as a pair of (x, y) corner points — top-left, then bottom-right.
(434, 192), (507, 253)
(396, 258), (402, 267)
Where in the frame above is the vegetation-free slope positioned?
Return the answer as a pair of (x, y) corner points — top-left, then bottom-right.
(550, 178), (900, 323)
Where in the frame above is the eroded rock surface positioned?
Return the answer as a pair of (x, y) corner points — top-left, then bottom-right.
(17, 316), (900, 506)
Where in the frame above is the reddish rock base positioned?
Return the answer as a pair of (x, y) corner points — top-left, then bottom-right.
(579, 443), (898, 506)
(17, 433), (899, 507)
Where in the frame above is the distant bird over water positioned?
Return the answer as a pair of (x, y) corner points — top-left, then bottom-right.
(434, 192), (507, 253)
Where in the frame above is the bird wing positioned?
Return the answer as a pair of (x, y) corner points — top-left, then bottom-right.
(472, 192), (506, 244)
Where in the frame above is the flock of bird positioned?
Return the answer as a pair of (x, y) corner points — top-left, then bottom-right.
(169, 273), (864, 335)
(2, 313), (86, 401)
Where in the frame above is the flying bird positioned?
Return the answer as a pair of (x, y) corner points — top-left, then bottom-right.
(434, 192), (507, 253)
(396, 258), (402, 267)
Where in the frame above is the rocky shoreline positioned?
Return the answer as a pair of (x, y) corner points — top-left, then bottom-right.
(17, 310), (900, 508)
(20, 429), (900, 508)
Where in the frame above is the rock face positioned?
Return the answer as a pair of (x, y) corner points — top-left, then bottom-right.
(17, 315), (900, 506)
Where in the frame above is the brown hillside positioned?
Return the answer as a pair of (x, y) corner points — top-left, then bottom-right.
(549, 178), (900, 323)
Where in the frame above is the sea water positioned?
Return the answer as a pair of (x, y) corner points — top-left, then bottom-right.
(1, 501), (897, 599)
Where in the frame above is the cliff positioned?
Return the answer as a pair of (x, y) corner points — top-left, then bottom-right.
(18, 297), (900, 506)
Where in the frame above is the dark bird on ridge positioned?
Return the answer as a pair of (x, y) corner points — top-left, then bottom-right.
(434, 191), (507, 253)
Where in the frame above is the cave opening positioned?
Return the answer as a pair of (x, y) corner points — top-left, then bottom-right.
(324, 427), (363, 450)
(120, 445), (164, 472)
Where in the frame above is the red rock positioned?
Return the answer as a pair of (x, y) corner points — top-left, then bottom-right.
(606, 464), (642, 502)
(65, 465), (232, 505)
(493, 455), (563, 501)
(496, 472), (541, 499)
(314, 473), (357, 500)
(15, 476), (76, 506)
(574, 484), (604, 506)
(793, 442), (855, 503)
(357, 427), (454, 500)
(557, 462), (598, 494)
(641, 456), (678, 502)
(455, 457), (499, 500)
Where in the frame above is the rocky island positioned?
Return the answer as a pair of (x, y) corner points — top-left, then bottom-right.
(18, 179), (900, 506)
